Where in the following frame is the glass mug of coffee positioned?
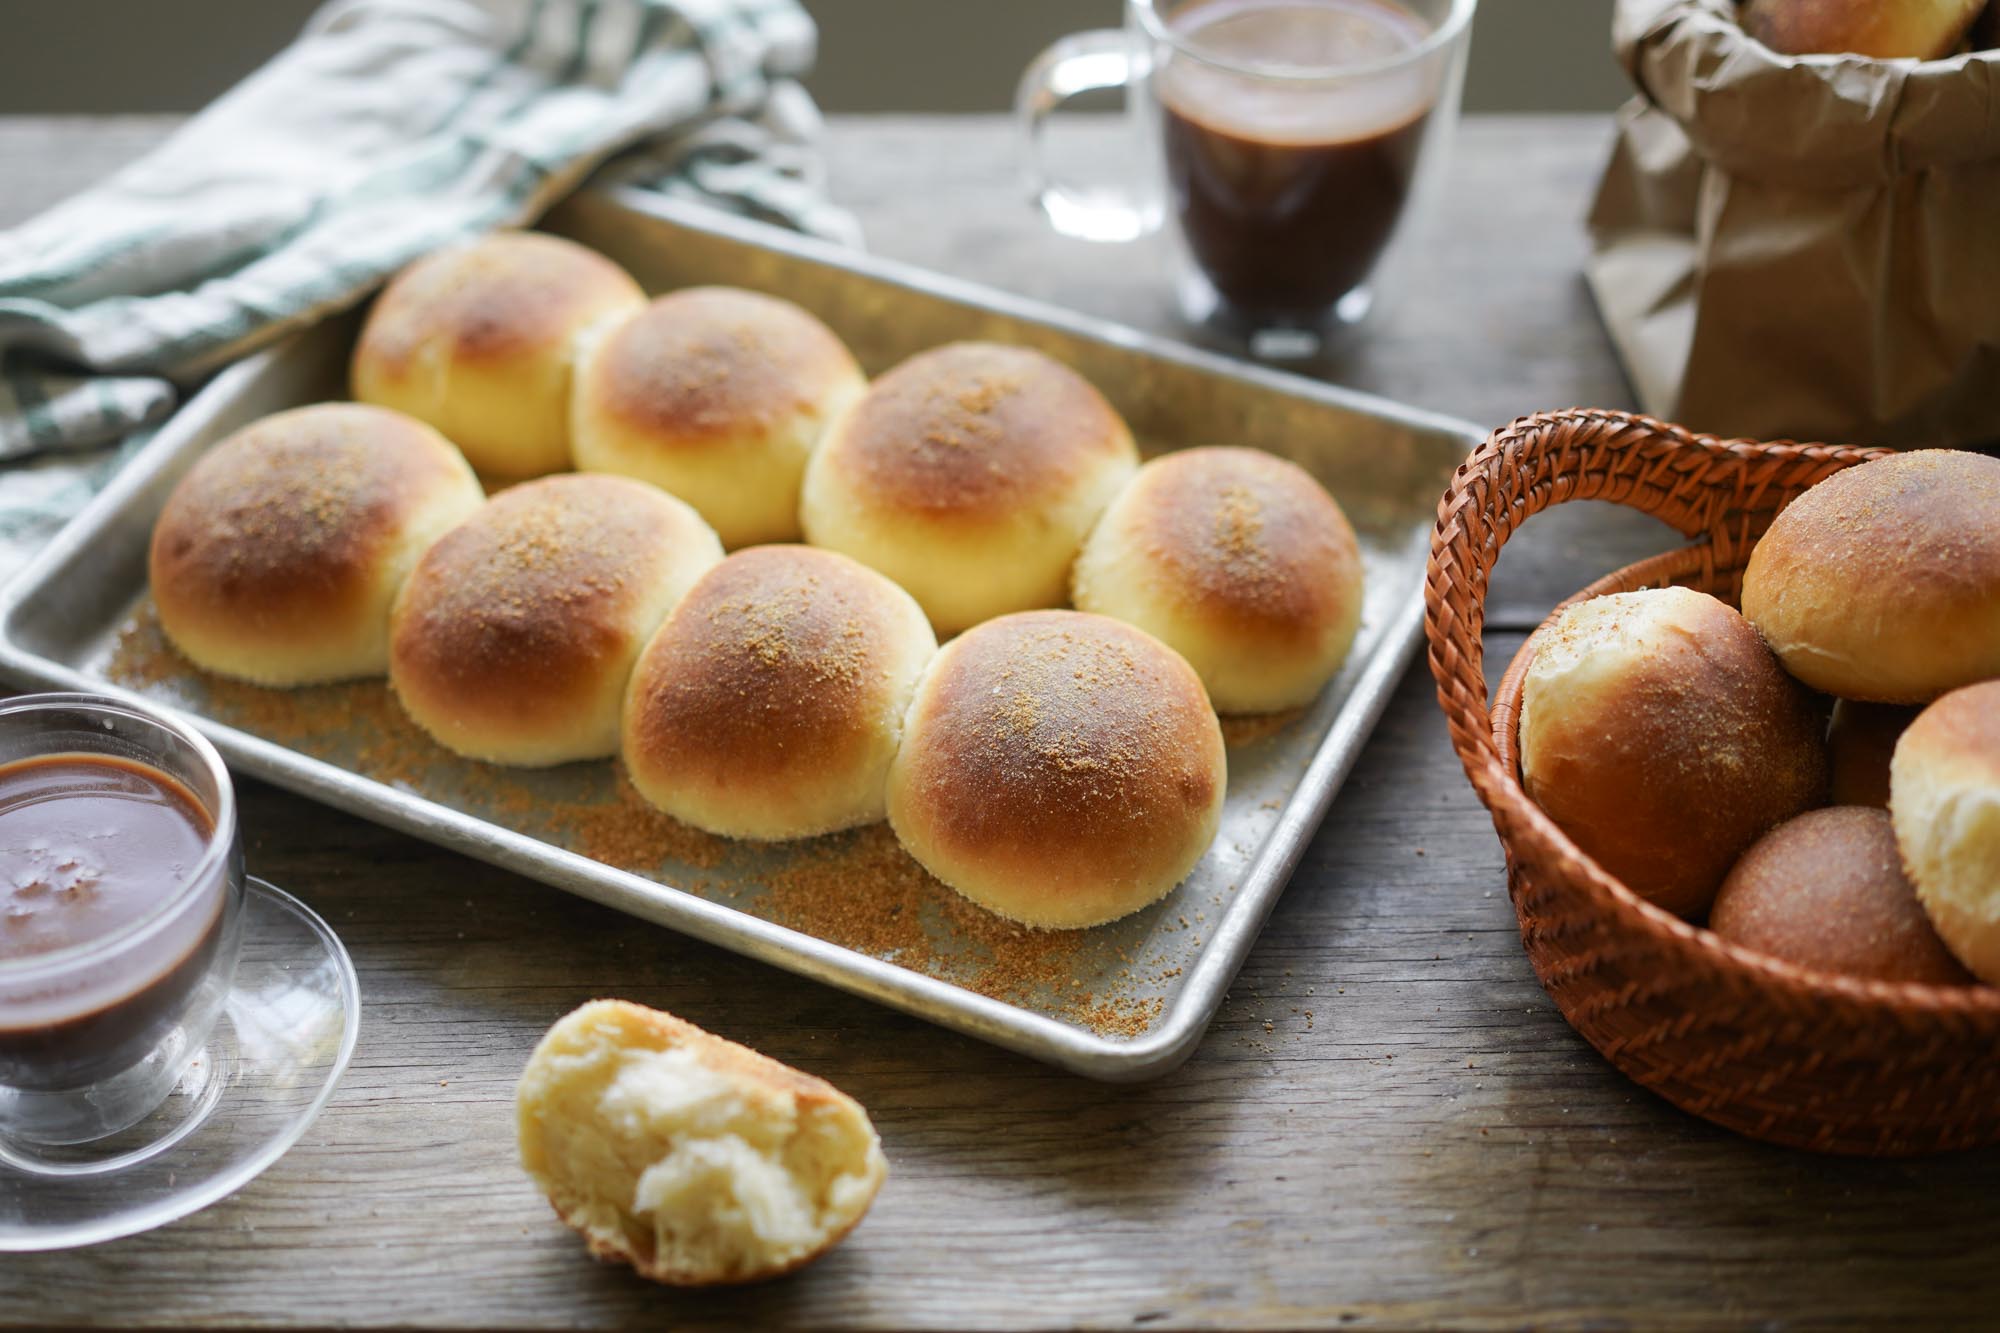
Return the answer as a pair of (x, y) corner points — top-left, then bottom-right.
(0, 693), (244, 1147)
(1018, 0), (1475, 357)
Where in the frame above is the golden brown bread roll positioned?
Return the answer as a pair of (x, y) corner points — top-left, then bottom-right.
(1711, 807), (1973, 985)
(1071, 446), (1364, 714)
(1521, 587), (1828, 919)
(572, 287), (866, 549)
(799, 342), (1139, 635)
(1741, 0), (1985, 58)
(149, 403), (483, 686)
(517, 999), (886, 1286)
(352, 231), (645, 479)
(886, 610), (1226, 929)
(1826, 699), (1921, 808)
(389, 474), (722, 766)
(1741, 450), (2000, 704)
(1890, 680), (2000, 985)
(621, 546), (937, 840)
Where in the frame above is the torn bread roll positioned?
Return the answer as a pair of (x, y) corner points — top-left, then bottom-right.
(517, 999), (887, 1286)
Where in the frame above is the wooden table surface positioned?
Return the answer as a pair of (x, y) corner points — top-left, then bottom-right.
(1, 113), (1995, 1331)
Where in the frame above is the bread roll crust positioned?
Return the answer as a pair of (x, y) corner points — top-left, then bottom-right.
(1741, 450), (2000, 704)
(517, 999), (886, 1286)
(1521, 587), (1828, 919)
(1827, 699), (1920, 809)
(622, 546), (937, 839)
(887, 610), (1226, 929)
(352, 231), (645, 478)
(1711, 807), (1973, 985)
(1890, 680), (2000, 985)
(1741, 0), (1984, 58)
(800, 343), (1139, 633)
(573, 287), (865, 549)
(390, 474), (721, 765)
(1071, 446), (1364, 713)
(149, 403), (483, 685)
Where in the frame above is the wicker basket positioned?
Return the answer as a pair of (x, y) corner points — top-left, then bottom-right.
(1425, 408), (2000, 1155)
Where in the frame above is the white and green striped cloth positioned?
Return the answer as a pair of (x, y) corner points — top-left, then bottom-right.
(0, 0), (855, 580)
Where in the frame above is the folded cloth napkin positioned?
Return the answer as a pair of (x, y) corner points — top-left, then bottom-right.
(0, 0), (855, 580)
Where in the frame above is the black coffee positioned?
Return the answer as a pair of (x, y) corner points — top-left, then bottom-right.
(1160, 0), (1435, 320)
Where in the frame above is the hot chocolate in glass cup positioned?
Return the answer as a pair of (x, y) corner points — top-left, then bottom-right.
(1019, 0), (1476, 359)
(0, 692), (244, 1147)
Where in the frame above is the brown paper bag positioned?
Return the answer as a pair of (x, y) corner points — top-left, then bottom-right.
(1587, 0), (2000, 447)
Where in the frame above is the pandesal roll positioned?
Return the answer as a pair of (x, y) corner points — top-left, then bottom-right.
(622, 546), (937, 840)
(390, 474), (722, 766)
(353, 231), (645, 478)
(799, 342), (1139, 635)
(1520, 586), (1827, 920)
(1890, 680), (2000, 985)
(1827, 699), (1920, 809)
(886, 610), (1225, 929)
(149, 403), (483, 686)
(1740, 0), (1985, 58)
(1711, 807), (1973, 985)
(1072, 446), (1364, 714)
(1741, 450), (2000, 704)
(572, 288), (866, 549)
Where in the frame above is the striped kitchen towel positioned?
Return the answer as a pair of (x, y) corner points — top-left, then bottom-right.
(0, 0), (855, 579)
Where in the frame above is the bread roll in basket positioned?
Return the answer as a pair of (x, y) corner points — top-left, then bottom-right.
(1425, 408), (2000, 1155)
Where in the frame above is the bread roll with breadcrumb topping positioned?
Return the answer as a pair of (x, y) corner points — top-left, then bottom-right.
(886, 610), (1225, 928)
(799, 342), (1139, 635)
(572, 287), (865, 549)
(622, 545), (936, 840)
(389, 474), (721, 765)
(1072, 446), (1364, 714)
(149, 403), (483, 686)
(1711, 807), (1972, 985)
(353, 231), (644, 478)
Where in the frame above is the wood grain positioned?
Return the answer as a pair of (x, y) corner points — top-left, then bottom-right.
(0, 114), (1994, 1331)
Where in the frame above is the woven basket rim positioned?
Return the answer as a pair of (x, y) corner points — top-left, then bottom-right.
(1428, 407), (2000, 1029)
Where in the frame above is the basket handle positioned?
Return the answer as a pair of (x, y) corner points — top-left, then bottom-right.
(1424, 408), (1882, 812)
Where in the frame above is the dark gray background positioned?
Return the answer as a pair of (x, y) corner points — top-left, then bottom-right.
(0, 1), (1630, 114)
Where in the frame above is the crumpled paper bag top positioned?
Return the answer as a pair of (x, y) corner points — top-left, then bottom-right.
(1589, 0), (2000, 447)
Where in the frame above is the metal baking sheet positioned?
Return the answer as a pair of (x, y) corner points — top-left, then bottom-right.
(0, 188), (1479, 1080)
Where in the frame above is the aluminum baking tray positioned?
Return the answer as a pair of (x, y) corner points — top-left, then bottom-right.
(0, 187), (1479, 1080)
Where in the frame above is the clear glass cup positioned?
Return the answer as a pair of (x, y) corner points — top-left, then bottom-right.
(0, 693), (244, 1146)
(1019, 0), (1476, 359)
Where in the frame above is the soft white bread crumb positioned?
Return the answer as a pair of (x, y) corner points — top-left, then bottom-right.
(517, 999), (886, 1285)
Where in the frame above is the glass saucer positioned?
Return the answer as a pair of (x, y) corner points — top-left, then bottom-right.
(0, 877), (360, 1250)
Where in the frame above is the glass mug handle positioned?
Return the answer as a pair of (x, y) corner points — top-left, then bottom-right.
(1015, 30), (1162, 243)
